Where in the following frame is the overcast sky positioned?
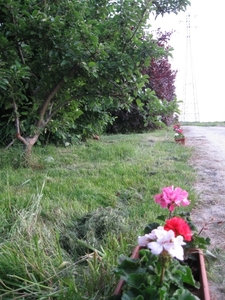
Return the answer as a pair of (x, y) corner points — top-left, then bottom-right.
(150, 0), (225, 122)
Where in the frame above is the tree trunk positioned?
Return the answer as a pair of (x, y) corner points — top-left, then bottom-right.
(16, 134), (39, 166)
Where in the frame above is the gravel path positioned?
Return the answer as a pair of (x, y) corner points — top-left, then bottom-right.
(183, 126), (225, 300)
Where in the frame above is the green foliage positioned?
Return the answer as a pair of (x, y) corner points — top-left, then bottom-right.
(110, 249), (199, 300)
(152, 0), (190, 16)
(0, 0), (190, 146)
(107, 97), (179, 134)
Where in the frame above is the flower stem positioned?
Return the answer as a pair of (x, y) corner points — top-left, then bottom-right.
(159, 256), (167, 300)
(160, 262), (165, 286)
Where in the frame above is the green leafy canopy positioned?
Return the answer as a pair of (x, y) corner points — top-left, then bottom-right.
(0, 0), (190, 148)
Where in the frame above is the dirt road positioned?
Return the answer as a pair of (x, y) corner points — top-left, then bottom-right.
(183, 126), (225, 300)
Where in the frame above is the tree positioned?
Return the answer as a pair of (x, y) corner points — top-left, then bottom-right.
(0, 0), (190, 161)
(144, 31), (177, 101)
(144, 30), (178, 125)
(107, 30), (179, 133)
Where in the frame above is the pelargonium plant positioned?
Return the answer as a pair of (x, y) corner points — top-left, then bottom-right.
(110, 186), (211, 300)
(174, 128), (185, 140)
(173, 124), (181, 131)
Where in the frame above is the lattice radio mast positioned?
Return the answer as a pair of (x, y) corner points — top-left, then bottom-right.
(180, 12), (199, 122)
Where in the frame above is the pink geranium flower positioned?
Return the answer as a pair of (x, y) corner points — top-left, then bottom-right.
(154, 193), (169, 208)
(173, 124), (181, 131)
(154, 186), (190, 212)
(175, 128), (183, 134)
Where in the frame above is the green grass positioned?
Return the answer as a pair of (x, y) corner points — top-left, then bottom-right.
(0, 129), (198, 299)
(181, 121), (225, 127)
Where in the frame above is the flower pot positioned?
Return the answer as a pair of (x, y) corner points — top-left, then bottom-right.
(113, 246), (141, 296)
(175, 137), (185, 145)
(186, 248), (210, 300)
(113, 246), (210, 300)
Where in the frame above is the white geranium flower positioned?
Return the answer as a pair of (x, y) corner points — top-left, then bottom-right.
(168, 235), (186, 261)
(138, 233), (155, 247)
(147, 229), (186, 260)
(138, 226), (164, 247)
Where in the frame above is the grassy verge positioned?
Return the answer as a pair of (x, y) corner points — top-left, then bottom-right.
(181, 121), (225, 127)
(0, 129), (197, 299)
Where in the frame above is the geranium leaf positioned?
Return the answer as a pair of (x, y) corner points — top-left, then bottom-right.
(122, 293), (144, 300)
(125, 273), (148, 288)
(172, 288), (200, 299)
(144, 222), (160, 234)
(142, 286), (159, 298)
(117, 255), (140, 270)
(156, 214), (167, 221)
(179, 266), (199, 288)
(122, 286), (158, 300)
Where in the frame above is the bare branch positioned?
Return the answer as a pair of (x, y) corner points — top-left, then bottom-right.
(45, 99), (72, 125)
(37, 64), (78, 127)
(5, 139), (16, 150)
(13, 100), (28, 145)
